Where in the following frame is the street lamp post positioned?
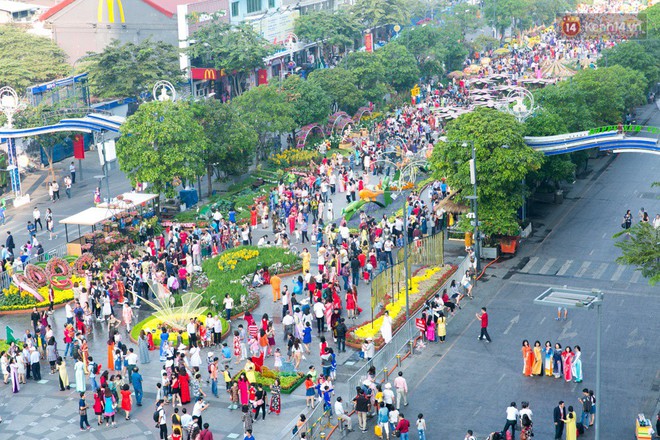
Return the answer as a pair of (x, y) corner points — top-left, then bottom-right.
(463, 141), (481, 273)
(534, 287), (604, 440)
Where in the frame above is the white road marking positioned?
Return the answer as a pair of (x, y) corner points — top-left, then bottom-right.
(540, 317), (546, 325)
(630, 271), (642, 284)
(539, 258), (557, 275)
(503, 314), (520, 335)
(589, 249), (594, 256)
(574, 261), (591, 278)
(473, 406), (482, 416)
(592, 263), (608, 279)
(556, 260), (573, 276)
(601, 232), (607, 239)
(610, 265), (626, 281)
(605, 324), (611, 333)
(510, 280), (655, 298)
(521, 256), (539, 273)
(498, 373), (506, 383)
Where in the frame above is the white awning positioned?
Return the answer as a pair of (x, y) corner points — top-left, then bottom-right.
(59, 207), (124, 226)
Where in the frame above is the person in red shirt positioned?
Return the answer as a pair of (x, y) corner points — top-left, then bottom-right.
(396, 413), (411, 439)
(476, 307), (492, 342)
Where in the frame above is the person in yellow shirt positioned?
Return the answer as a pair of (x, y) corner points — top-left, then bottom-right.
(270, 275), (281, 302)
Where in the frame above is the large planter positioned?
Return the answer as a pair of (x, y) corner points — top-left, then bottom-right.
(499, 236), (520, 255)
(481, 246), (499, 260)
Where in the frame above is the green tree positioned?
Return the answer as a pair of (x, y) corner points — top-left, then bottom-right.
(282, 74), (332, 127)
(0, 25), (69, 91)
(192, 100), (258, 195)
(601, 41), (660, 90)
(376, 43), (420, 91)
(294, 10), (360, 61)
(85, 38), (182, 99)
(307, 68), (364, 115)
(117, 101), (206, 196)
(429, 108), (543, 236)
(482, 0), (527, 38)
(639, 3), (660, 38)
(571, 66), (647, 124)
(187, 22), (273, 96)
(341, 51), (390, 103)
(351, 0), (410, 33)
(613, 222), (660, 286)
(534, 83), (594, 132)
(232, 84), (296, 159)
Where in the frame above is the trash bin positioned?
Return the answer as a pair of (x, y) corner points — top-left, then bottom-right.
(554, 190), (564, 204)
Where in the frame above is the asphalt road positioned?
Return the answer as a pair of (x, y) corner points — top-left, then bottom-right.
(340, 110), (660, 439)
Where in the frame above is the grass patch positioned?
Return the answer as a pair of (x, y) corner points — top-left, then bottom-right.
(235, 369), (305, 394)
(130, 313), (228, 346)
(201, 246), (300, 308)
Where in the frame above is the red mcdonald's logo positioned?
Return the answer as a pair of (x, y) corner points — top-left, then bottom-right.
(191, 68), (219, 81)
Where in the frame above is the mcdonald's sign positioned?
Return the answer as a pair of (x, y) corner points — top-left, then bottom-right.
(191, 68), (219, 81)
(98, 0), (125, 23)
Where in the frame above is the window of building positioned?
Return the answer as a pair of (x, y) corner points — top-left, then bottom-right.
(231, 1), (239, 16)
(268, 0), (275, 8)
(246, 0), (262, 14)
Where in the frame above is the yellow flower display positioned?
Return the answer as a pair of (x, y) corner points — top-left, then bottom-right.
(217, 248), (259, 271)
(353, 266), (444, 340)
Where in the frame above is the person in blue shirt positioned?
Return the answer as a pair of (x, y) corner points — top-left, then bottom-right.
(131, 367), (143, 406)
(322, 385), (334, 412)
(228, 207), (236, 224)
(221, 343), (232, 367)
(243, 429), (255, 440)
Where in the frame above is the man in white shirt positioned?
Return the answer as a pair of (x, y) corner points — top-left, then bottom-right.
(501, 402), (519, 439)
(186, 319), (198, 348)
(126, 348), (138, 371)
(156, 400), (167, 439)
(313, 299), (325, 333)
(181, 408), (193, 432)
(282, 311), (295, 342)
(382, 383), (395, 408)
(192, 397), (209, 429)
(334, 396), (353, 431)
(33, 207), (43, 231)
(222, 294), (234, 322)
(65, 301), (74, 325)
(393, 371), (408, 409)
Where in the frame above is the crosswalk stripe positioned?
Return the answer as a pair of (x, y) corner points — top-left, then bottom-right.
(610, 265), (626, 281)
(574, 261), (591, 278)
(592, 263), (609, 279)
(630, 270), (642, 284)
(538, 258), (557, 275)
(556, 260), (574, 276)
(521, 256), (539, 273)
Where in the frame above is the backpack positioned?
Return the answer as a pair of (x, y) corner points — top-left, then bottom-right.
(153, 410), (160, 423)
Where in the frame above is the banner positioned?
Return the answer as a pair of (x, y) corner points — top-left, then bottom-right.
(191, 68), (219, 81)
(257, 69), (268, 85)
(73, 134), (85, 159)
(365, 33), (373, 53)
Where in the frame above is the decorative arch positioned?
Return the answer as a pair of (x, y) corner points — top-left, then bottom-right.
(353, 106), (372, 122)
(296, 123), (326, 149)
(326, 111), (352, 135)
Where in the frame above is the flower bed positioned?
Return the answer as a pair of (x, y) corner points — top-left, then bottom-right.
(346, 264), (457, 350)
(201, 246), (300, 311)
(0, 275), (86, 311)
(130, 313), (229, 346)
(269, 149), (321, 168)
(234, 369), (305, 394)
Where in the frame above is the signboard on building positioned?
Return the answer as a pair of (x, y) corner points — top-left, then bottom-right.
(251, 9), (299, 43)
(191, 68), (222, 80)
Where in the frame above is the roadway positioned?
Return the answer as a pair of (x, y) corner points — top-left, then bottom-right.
(340, 109), (660, 438)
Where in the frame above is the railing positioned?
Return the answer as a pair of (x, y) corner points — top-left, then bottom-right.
(344, 256), (471, 425)
(290, 402), (334, 440)
(396, 232), (444, 268)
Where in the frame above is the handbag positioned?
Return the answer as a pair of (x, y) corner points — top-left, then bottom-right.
(394, 430), (401, 438)
(292, 425), (299, 435)
(621, 222), (625, 229)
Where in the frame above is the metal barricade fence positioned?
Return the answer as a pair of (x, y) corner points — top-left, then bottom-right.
(290, 400), (333, 440)
(345, 256), (471, 413)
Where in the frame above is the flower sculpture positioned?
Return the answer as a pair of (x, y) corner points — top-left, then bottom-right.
(137, 282), (207, 331)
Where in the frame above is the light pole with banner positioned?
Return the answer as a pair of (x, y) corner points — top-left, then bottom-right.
(0, 86), (30, 207)
(534, 287), (604, 440)
(462, 140), (481, 273)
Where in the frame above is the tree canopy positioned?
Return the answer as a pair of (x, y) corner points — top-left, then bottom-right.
(351, 0), (410, 31)
(430, 108), (544, 236)
(86, 38), (182, 99)
(307, 67), (364, 115)
(232, 84), (296, 157)
(0, 25), (69, 91)
(117, 101), (206, 196)
(601, 41), (660, 91)
(376, 43), (420, 92)
(613, 222), (660, 286)
(282, 74), (332, 127)
(187, 22), (273, 96)
(192, 100), (258, 194)
(340, 51), (390, 103)
(294, 9), (360, 61)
